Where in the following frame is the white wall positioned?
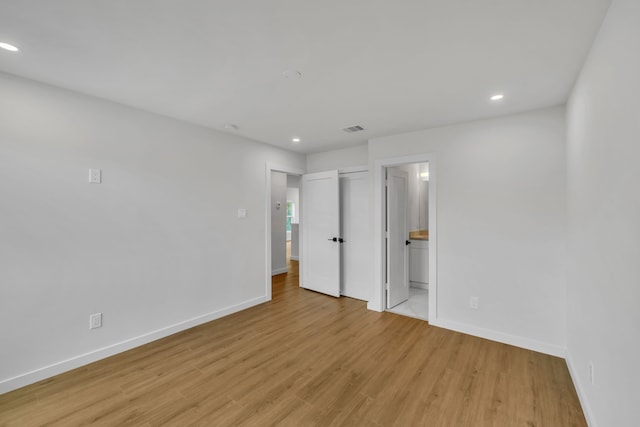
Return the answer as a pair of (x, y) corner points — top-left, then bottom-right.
(306, 144), (367, 173)
(369, 107), (567, 355)
(271, 171), (287, 274)
(566, 1), (639, 425)
(0, 72), (305, 393)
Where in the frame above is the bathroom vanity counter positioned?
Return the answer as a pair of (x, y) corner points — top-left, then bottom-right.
(409, 230), (429, 241)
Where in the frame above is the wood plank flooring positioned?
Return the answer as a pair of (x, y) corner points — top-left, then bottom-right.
(0, 255), (586, 426)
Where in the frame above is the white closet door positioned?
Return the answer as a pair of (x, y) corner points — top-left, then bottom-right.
(340, 171), (371, 301)
(301, 170), (341, 297)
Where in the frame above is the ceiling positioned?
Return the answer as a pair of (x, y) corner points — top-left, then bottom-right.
(0, 0), (611, 154)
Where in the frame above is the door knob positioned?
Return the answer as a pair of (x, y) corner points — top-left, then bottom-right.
(338, 238), (346, 243)
(406, 240), (411, 245)
(328, 237), (338, 242)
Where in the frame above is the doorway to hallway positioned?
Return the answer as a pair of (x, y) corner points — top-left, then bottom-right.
(265, 163), (305, 302)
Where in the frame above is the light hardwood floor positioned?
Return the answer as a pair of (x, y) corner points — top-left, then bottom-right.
(0, 254), (586, 426)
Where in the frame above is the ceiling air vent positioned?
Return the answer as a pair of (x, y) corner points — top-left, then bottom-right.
(342, 125), (364, 133)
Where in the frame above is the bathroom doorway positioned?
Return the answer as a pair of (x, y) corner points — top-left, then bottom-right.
(385, 162), (430, 320)
(370, 153), (436, 323)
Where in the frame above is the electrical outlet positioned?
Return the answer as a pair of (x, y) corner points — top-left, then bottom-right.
(589, 362), (595, 385)
(89, 313), (102, 329)
(469, 296), (479, 310)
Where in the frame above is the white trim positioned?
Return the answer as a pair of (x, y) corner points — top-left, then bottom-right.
(431, 318), (566, 358)
(265, 163), (305, 301)
(566, 350), (597, 427)
(0, 296), (267, 395)
(368, 154), (437, 327)
(290, 255), (299, 261)
(271, 267), (288, 276)
(338, 165), (368, 174)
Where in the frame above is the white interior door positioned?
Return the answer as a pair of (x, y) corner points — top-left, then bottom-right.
(340, 171), (371, 301)
(386, 167), (409, 308)
(301, 170), (341, 297)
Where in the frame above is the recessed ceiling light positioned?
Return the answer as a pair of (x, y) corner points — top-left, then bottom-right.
(0, 42), (19, 52)
(490, 94), (504, 101)
(292, 138), (301, 143)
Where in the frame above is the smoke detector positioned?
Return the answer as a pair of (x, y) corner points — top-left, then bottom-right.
(283, 69), (302, 79)
(342, 125), (364, 133)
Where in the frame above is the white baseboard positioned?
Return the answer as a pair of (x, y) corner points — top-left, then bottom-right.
(410, 281), (428, 290)
(430, 318), (566, 358)
(0, 296), (267, 395)
(290, 256), (299, 261)
(367, 300), (383, 312)
(565, 350), (597, 427)
(271, 267), (288, 275)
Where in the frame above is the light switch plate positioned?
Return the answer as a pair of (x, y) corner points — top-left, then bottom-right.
(89, 313), (102, 329)
(89, 168), (102, 184)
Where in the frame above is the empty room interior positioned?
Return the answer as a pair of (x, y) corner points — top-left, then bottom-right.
(1, 1), (638, 426)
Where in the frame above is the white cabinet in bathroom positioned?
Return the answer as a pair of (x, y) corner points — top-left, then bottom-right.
(409, 239), (429, 288)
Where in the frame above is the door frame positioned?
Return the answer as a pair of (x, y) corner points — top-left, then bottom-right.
(367, 154), (437, 323)
(265, 163), (305, 302)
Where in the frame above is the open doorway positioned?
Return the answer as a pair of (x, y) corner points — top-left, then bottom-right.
(265, 164), (304, 302)
(369, 154), (437, 323)
(270, 172), (301, 275)
(286, 175), (300, 263)
(385, 163), (430, 321)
